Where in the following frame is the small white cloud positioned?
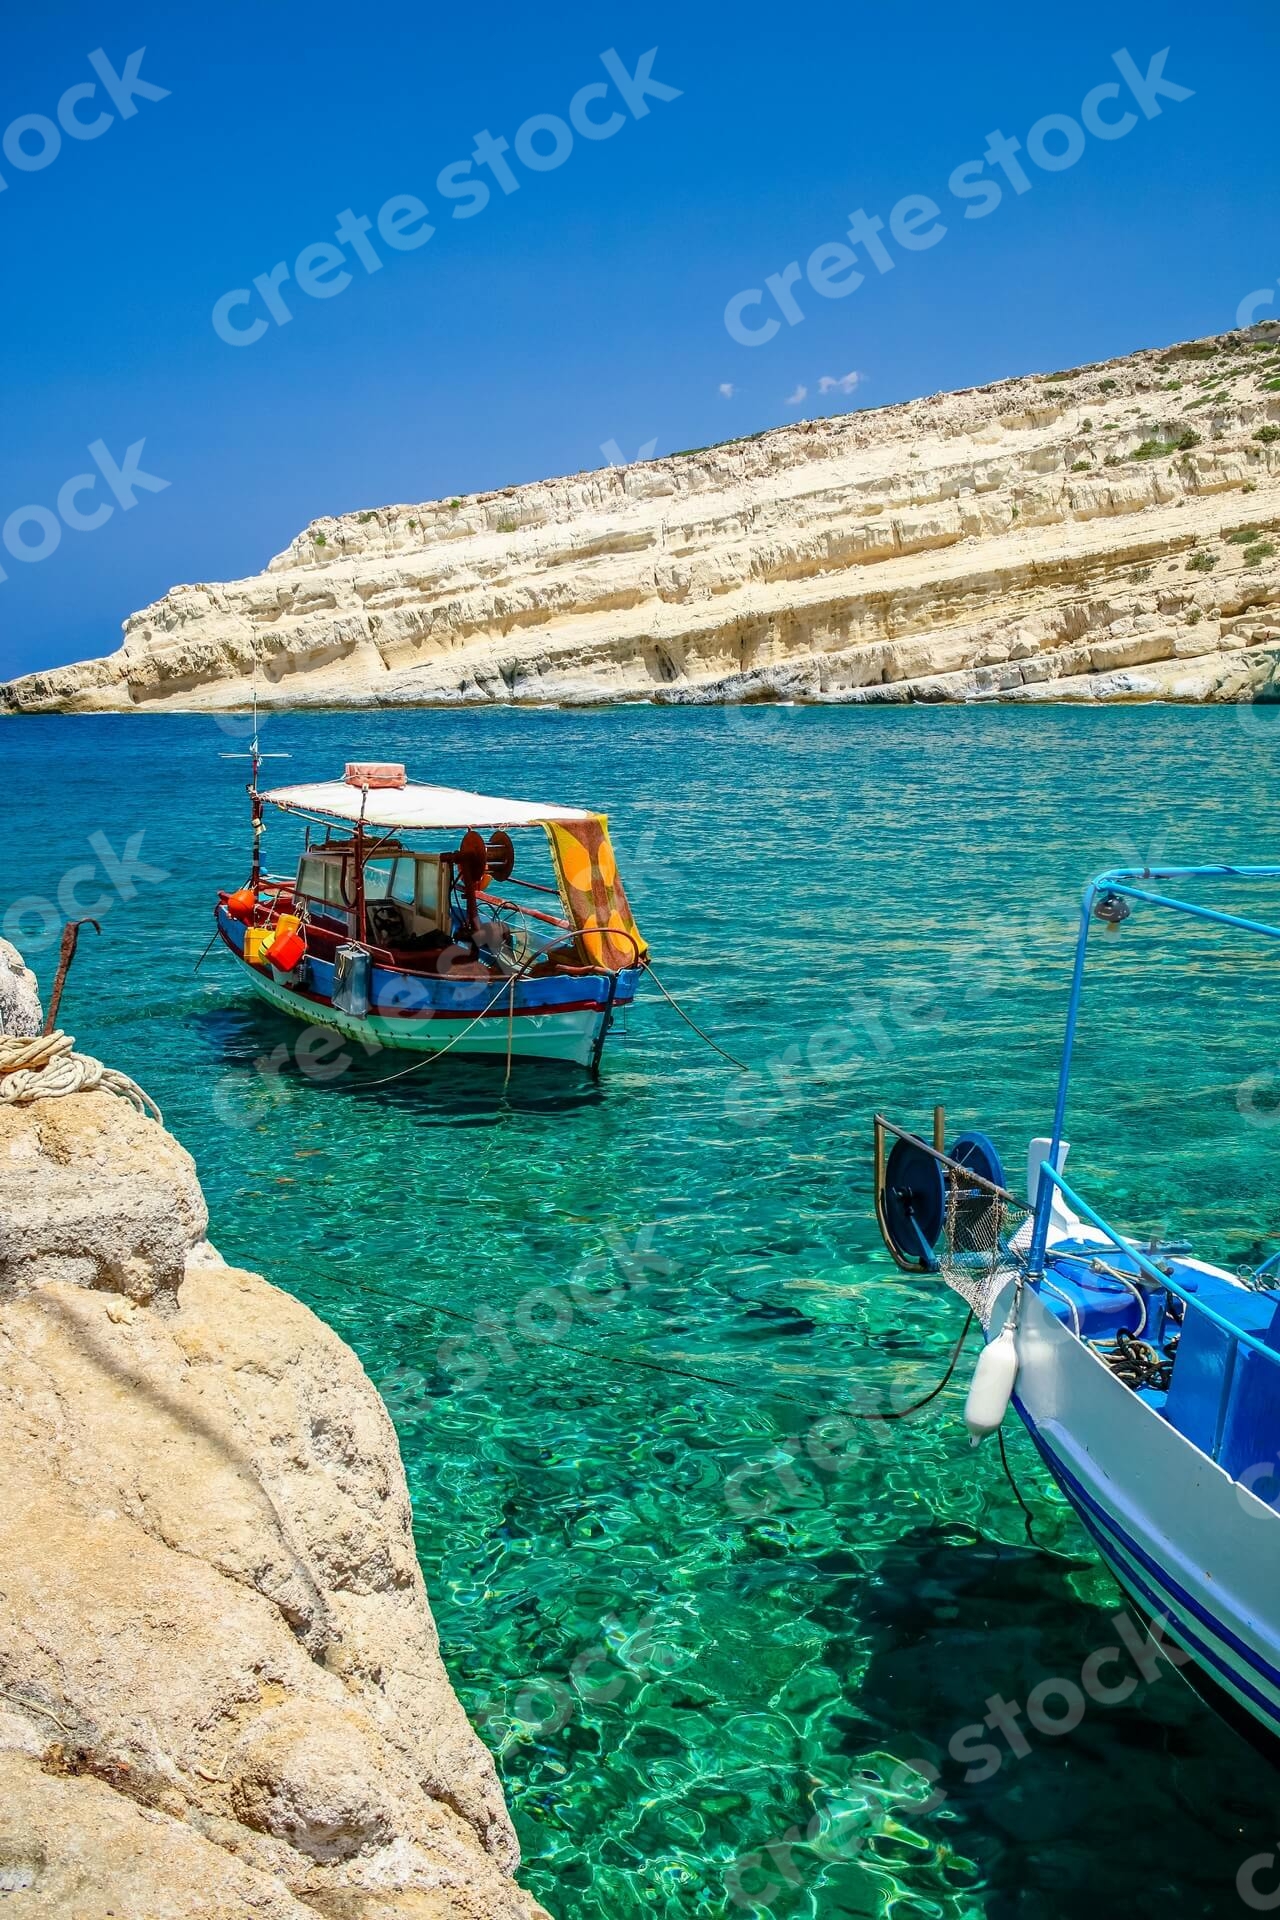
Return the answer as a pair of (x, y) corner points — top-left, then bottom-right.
(785, 385), (808, 405)
(818, 371), (864, 396)
(718, 382), (736, 399)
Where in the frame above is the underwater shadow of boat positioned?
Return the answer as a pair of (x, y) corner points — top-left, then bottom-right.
(188, 999), (611, 1125)
(810, 1522), (1278, 1918)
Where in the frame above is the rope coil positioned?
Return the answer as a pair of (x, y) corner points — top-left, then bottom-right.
(0, 1030), (162, 1123)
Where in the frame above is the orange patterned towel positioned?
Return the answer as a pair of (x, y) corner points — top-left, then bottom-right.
(545, 817), (647, 970)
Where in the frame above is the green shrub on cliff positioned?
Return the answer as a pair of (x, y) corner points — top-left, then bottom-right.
(1133, 428), (1201, 459)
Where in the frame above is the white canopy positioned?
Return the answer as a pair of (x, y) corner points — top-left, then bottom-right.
(262, 778), (597, 831)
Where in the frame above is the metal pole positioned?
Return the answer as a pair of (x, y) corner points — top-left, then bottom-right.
(354, 788), (368, 946)
(248, 710), (263, 892)
(43, 918), (101, 1033)
(1101, 882), (1280, 944)
(588, 971), (620, 1079)
(250, 790), (263, 893)
(1028, 882), (1097, 1273)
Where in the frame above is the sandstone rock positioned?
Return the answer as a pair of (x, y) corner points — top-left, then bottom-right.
(0, 1091), (206, 1303)
(3, 327), (1278, 714)
(0, 939), (41, 1037)
(0, 1751), (315, 1918)
(0, 1080), (549, 1917)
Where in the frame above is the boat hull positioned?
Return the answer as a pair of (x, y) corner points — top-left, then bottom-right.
(993, 1280), (1280, 1746)
(216, 909), (637, 1070)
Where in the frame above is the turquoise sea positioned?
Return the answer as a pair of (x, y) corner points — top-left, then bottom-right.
(6, 705), (1280, 1918)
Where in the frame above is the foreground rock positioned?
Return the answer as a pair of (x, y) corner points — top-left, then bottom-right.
(0, 939), (41, 1038)
(0, 983), (549, 1916)
(3, 327), (1279, 714)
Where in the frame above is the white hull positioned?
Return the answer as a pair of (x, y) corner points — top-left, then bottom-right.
(994, 1277), (1280, 1741)
(234, 952), (612, 1069)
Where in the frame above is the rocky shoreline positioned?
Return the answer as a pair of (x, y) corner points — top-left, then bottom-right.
(3, 326), (1279, 717)
(0, 940), (548, 1918)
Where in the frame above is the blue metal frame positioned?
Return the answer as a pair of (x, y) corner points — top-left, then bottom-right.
(1027, 865), (1280, 1274)
(1039, 1165), (1280, 1367)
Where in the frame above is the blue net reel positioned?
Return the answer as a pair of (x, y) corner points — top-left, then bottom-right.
(882, 1136), (947, 1270)
(880, 1128), (1008, 1271)
(948, 1131), (1005, 1191)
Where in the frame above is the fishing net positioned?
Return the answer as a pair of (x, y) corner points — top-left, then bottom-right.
(937, 1169), (1031, 1328)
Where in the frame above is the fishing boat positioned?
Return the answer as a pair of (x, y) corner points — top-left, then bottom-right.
(873, 865), (1280, 1754)
(213, 758), (647, 1072)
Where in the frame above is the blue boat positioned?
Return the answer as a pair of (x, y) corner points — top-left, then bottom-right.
(875, 865), (1280, 1754)
(214, 759), (646, 1072)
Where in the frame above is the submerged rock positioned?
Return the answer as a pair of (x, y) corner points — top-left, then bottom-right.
(0, 1045), (549, 1912)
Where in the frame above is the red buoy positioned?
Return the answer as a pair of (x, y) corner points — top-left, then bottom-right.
(268, 929), (306, 972)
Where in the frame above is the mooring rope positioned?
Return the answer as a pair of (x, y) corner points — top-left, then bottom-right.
(338, 1274), (1075, 1551)
(313, 1266), (977, 1429)
(640, 959), (750, 1072)
(847, 1308), (976, 1420)
(0, 1031), (162, 1122)
(362, 964), (540, 1089)
(998, 1425), (1047, 1550)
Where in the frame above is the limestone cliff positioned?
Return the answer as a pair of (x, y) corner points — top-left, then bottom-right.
(0, 948), (549, 1917)
(4, 326), (1280, 714)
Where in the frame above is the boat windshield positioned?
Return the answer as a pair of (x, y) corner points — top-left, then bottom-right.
(362, 857), (419, 907)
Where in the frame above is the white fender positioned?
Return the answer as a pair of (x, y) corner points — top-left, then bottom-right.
(965, 1306), (1020, 1446)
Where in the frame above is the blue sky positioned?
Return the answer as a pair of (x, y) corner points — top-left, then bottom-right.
(1, 0), (1276, 680)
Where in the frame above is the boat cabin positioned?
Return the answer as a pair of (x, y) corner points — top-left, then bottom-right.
(293, 843), (455, 954)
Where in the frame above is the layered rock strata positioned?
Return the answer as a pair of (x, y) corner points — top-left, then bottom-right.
(4, 327), (1279, 712)
(0, 966), (549, 1917)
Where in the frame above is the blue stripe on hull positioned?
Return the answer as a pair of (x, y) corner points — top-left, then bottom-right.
(216, 907), (637, 1019)
(1018, 1409), (1280, 1736)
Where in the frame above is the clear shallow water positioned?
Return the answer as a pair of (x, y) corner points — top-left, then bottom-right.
(5, 704), (1280, 1917)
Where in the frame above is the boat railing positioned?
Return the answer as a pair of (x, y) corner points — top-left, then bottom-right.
(1038, 1163), (1280, 1471)
(1029, 864), (1280, 1273)
(477, 889), (572, 932)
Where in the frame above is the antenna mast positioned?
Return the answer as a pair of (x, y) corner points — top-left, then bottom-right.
(219, 661), (289, 894)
